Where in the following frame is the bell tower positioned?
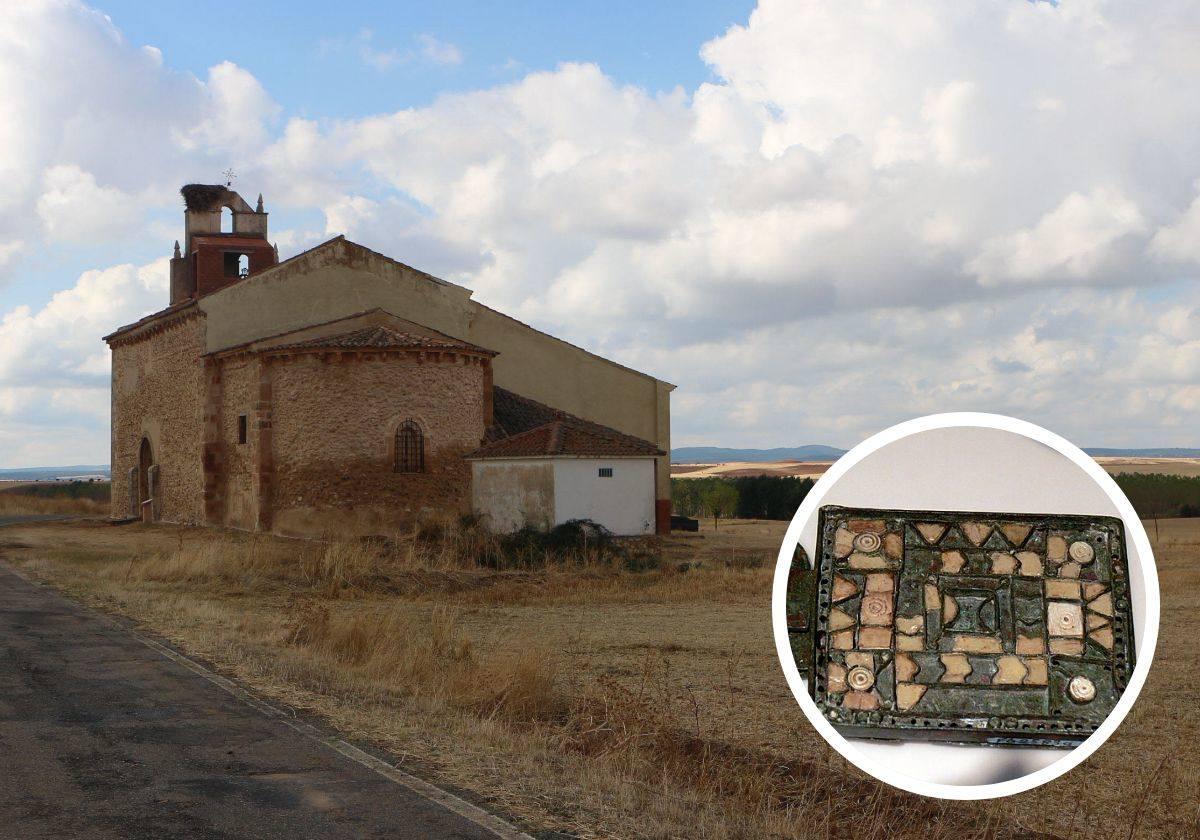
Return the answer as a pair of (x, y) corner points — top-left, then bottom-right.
(169, 184), (278, 304)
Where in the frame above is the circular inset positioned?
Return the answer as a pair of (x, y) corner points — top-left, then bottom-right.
(771, 413), (1159, 800)
(847, 666), (875, 691)
(1069, 540), (1095, 564)
(1068, 676), (1096, 703)
(853, 531), (882, 553)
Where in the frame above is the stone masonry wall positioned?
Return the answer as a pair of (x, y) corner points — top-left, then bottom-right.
(110, 315), (206, 523)
(268, 352), (488, 536)
(215, 356), (260, 529)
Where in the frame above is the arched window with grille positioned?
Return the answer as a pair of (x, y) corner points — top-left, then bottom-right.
(394, 419), (424, 473)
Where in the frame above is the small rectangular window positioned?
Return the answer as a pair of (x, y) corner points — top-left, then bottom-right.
(237, 415), (248, 444)
(598, 467), (613, 477)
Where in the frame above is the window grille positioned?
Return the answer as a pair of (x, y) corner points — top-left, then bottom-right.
(394, 420), (424, 473)
(598, 467), (613, 477)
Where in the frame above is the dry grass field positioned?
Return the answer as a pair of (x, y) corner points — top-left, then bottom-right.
(0, 515), (1196, 839)
(0, 482), (108, 517)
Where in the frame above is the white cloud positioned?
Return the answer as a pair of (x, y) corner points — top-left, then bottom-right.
(1151, 182), (1200, 265)
(36, 164), (139, 243)
(350, 29), (463, 71)
(968, 188), (1147, 286)
(417, 34), (463, 66)
(5, 0), (1200, 464)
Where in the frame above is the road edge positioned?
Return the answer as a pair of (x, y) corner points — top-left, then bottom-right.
(2, 559), (535, 840)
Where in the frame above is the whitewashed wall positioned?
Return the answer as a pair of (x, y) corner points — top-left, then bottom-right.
(553, 458), (656, 536)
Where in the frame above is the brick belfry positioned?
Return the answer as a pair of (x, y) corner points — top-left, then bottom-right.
(170, 184), (277, 303)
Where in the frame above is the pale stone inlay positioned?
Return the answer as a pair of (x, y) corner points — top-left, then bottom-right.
(857, 627), (892, 649)
(1069, 675), (1096, 703)
(847, 666), (875, 691)
(832, 630), (854, 650)
(1048, 602), (1084, 638)
(828, 608), (855, 631)
(1049, 638), (1084, 656)
(831, 575), (859, 603)
(895, 652), (919, 682)
(896, 634), (924, 651)
(834, 526), (854, 558)
(1089, 591), (1114, 617)
(990, 552), (1017, 574)
(1000, 523), (1033, 547)
(1083, 582), (1107, 600)
(916, 522), (948, 544)
(827, 663), (847, 693)
(1017, 551), (1043, 577)
(846, 652), (874, 669)
(1022, 657), (1048, 685)
(865, 572), (894, 592)
(1089, 625), (1114, 650)
(1045, 579), (1081, 600)
(848, 553), (889, 570)
(942, 593), (959, 625)
(962, 521), (992, 546)
(1015, 634), (1046, 655)
(992, 655), (1028, 684)
(1047, 535), (1067, 562)
(853, 531), (882, 554)
(860, 593), (893, 626)
(894, 614), (923, 635)
(953, 635), (1003, 654)
(896, 683), (927, 711)
(939, 653), (972, 683)
(1058, 561), (1081, 579)
(1069, 540), (1096, 564)
(842, 690), (879, 711)
(883, 531), (903, 560)
(924, 583), (939, 611)
(940, 550), (966, 574)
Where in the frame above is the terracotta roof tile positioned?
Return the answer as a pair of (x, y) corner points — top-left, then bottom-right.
(471, 388), (663, 459)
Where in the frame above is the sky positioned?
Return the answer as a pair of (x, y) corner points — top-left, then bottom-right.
(1, 0), (1199, 467)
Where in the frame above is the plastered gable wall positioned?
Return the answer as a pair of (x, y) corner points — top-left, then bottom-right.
(198, 240), (672, 498)
(268, 352), (487, 536)
(553, 458), (656, 536)
(109, 316), (206, 523)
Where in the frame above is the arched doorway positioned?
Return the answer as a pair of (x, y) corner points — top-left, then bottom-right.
(138, 437), (154, 512)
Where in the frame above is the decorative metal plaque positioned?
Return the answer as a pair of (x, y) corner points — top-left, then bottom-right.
(791, 505), (1136, 747)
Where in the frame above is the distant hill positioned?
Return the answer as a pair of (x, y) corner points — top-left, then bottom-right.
(0, 465), (110, 481)
(1084, 448), (1200, 458)
(671, 446), (847, 464)
(672, 446), (1200, 465)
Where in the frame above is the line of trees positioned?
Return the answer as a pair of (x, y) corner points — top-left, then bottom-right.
(1111, 473), (1200, 519)
(672, 472), (1200, 528)
(671, 476), (815, 526)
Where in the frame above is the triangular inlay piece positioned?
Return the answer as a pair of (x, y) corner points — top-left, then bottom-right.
(961, 522), (992, 546)
(831, 575), (859, 603)
(1088, 592), (1114, 617)
(916, 522), (947, 544)
(1000, 523), (1033, 547)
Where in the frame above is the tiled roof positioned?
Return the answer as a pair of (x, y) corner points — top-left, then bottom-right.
(471, 388), (664, 459)
(266, 325), (494, 355)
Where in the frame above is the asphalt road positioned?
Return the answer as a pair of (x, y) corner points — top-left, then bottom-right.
(0, 550), (519, 839)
